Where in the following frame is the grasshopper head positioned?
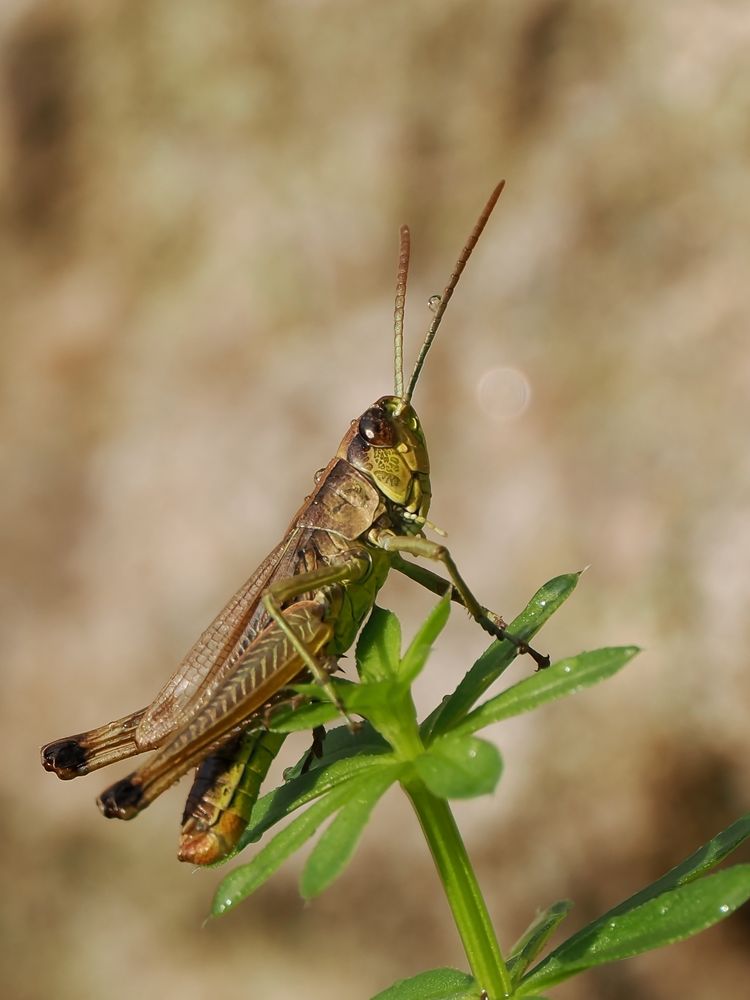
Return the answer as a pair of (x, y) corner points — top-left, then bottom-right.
(338, 182), (506, 534)
(339, 395), (431, 528)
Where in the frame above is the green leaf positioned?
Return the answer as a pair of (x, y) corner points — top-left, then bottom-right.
(507, 900), (573, 983)
(601, 811), (750, 916)
(300, 769), (395, 898)
(519, 865), (750, 992)
(526, 812), (750, 962)
(414, 735), (502, 800)
(288, 677), (356, 701)
(342, 679), (405, 716)
(399, 593), (451, 684)
(450, 646), (640, 739)
(212, 764), (403, 915)
(423, 573), (580, 740)
(357, 606), (402, 682)
(267, 701), (340, 732)
(370, 968), (479, 1000)
(235, 750), (394, 851)
(342, 680), (420, 747)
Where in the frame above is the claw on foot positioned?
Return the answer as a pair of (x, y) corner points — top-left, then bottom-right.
(526, 645), (551, 670)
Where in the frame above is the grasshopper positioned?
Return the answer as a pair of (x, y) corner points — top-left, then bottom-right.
(41, 181), (548, 864)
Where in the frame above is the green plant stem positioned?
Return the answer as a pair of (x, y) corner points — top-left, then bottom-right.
(404, 778), (511, 998)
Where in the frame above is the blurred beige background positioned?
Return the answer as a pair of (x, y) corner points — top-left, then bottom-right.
(2, 2), (749, 998)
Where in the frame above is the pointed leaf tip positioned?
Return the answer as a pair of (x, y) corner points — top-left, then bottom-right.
(400, 593), (451, 683)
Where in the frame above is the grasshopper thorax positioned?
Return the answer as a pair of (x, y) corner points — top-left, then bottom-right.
(338, 394), (431, 530)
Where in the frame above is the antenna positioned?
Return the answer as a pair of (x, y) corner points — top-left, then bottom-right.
(393, 224), (410, 398)
(403, 180), (505, 403)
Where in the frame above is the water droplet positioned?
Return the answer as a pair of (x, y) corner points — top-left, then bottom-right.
(428, 294), (441, 313)
(719, 903), (730, 913)
(476, 366), (532, 422)
(313, 468), (325, 484)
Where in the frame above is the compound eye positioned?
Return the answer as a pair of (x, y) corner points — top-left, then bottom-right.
(358, 407), (396, 447)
